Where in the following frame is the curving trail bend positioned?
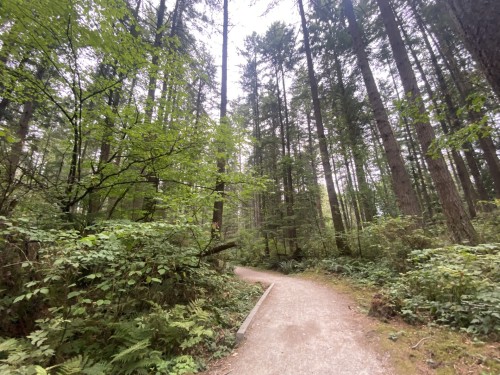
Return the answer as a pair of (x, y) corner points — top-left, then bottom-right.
(204, 267), (394, 375)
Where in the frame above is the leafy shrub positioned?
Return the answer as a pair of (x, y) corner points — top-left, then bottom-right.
(319, 257), (396, 286)
(473, 205), (500, 243)
(278, 260), (296, 274)
(387, 243), (500, 338)
(0, 219), (261, 374)
(357, 216), (437, 270)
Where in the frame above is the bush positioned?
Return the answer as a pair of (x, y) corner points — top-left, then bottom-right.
(387, 243), (500, 338)
(0, 219), (261, 374)
(319, 257), (397, 286)
(357, 216), (437, 270)
(474, 205), (500, 243)
(277, 259), (305, 274)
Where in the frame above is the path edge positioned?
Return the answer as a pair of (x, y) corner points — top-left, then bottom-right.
(235, 283), (274, 345)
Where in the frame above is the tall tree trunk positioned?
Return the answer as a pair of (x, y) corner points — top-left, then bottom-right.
(343, 150), (362, 229)
(0, 98), (37, 215)
(306, 111), (325, 229)
(427, 19), (500, 198)
(251, 53), (264, 232)
(279, 67), (298, 256)
(376, 0), (477, 244)
(444, 0), (500, 99)
(140, 0), (167, 220)
(398, 13), (477, 218)
(88, 83), (122, 220)
(412, 1), (496, 202)
(368, 120), (397, 215)
(144, 0), (167, 124)
(478, 137), (500, 199)
(385, 54), (433, 218)
(331, 49), (375, 222)
(211, 0), (228, 239)
(297, 0), (351, 255)
(343, 0), (421, 218)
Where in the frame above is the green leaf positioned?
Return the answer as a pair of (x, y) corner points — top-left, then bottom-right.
(34, 365), (48, 375)
(67, 291), (81, 299)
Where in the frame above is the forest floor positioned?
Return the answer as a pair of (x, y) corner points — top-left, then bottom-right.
(202, 267), (393, 375)
(202, 267), (499, 375)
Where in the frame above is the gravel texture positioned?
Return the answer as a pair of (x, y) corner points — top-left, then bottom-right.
(203, 267), (394, 375)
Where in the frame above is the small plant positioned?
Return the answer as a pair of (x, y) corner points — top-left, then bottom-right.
(277, 259), (306, 274)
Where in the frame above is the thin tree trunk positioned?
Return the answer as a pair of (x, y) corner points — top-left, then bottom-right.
(343, 150), (362, 229)
(385, 54), (433, 218)
(331, 48), (375, 222)
(211, 0), (228, 238)
(368, 120), (397, 215)
(306, 111), (325, 229)
(297, 0), (351, 255)
(278, 67), (298, 256)
(144, 0), (167, 124)
(88, 83), (122, 220)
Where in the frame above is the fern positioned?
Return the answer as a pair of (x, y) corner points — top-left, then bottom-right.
(110, 339), (150, 364)
(47, 355), (84, 375)
(81, 361), (110, 375)
(0, 338), (20, 355)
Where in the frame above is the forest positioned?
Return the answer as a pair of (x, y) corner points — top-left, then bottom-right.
(0, 0), (499, 373)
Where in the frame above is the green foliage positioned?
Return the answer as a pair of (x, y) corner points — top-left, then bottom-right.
(387, 243), (500, 338)
(0, 218), (261, 374)
(473, 202), (500, 242)
(301, 217), (500, 339)
(356, 216), (437, 270)
(319, 257), (397, 287)
(394, 94), (430, 128)
(277, 259), (305, 275)
(429, 118), (492, 158)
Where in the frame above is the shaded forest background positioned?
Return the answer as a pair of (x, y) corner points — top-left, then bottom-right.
(0, 0), (499, 373)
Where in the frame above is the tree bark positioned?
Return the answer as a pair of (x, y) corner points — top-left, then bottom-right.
(306, 111), (325, 229)
(331, 48), (375, 222)
(426, 15), (500, 198)
(444, 0), (500, 99)
(297, 0), (351, 255)
(343, 0), (421, 218)
(211, 0), (228, 239)
(376, 0), (477, 244)
(398, 11), (477, 218)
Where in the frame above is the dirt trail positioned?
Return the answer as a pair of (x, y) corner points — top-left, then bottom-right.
(204, 267), (394, 375)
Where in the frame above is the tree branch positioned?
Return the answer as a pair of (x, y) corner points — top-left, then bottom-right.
(200, 241), (237, 257)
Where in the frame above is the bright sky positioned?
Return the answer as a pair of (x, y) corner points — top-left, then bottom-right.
(208, 0), (298, 103)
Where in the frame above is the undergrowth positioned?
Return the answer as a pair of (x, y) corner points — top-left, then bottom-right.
(0, 218), (261, 374)
(252, 215), (500, 341)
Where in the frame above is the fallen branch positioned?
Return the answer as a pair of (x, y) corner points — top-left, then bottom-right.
(201, 241), (237, 257)
(411, 336), (431, 349)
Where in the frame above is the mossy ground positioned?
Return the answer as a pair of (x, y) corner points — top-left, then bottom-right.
(299, 271), (500, 375)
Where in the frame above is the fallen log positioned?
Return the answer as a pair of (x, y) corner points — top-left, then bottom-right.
(201, 241), (237, 257)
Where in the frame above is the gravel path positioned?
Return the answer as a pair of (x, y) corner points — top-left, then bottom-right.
(204, 267), (394, 375)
